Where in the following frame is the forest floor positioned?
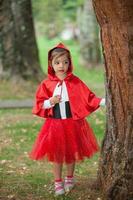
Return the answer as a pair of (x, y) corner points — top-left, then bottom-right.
(0, 73), (105, 200)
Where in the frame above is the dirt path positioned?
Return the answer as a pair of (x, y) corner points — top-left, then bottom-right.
(0, 99), (33, 109)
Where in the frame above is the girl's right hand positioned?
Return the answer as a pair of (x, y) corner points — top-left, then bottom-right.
(50, 95), (61, 106)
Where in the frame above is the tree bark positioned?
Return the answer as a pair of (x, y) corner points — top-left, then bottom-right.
(92, 1), (133, 199)
(0, 0), (42, 81)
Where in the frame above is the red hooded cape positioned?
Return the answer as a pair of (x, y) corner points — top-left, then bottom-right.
(32, 43), (101, 120)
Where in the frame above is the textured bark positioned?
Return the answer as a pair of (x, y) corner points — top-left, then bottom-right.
(0, 0), (42, 81)
(92, 1), (133, 199)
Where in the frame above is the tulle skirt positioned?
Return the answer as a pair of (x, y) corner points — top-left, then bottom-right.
(29, 118), (99, 163)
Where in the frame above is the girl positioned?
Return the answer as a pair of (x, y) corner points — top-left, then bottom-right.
(30, 43), (105, 196)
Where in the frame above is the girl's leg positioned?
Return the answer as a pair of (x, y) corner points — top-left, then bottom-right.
(64, 162), (75, 192)
(53, 163), (64, 195)
(66, 162), (75, 177)
(53, 163), (63, 180)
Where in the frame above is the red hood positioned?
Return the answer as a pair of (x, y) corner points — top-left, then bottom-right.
(48, 43), (73, 81)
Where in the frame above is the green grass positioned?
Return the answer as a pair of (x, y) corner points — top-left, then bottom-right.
(0, 38), (105, 199)
(0, 108), (105, 200)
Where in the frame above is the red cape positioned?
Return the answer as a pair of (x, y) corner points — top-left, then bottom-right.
(32, 43), (101, 120)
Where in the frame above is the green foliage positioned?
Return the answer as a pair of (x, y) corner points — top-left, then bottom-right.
(31, 0), (84, 37)
(32, 0), (62, 23)
(32, 0), (63, 36)
(63, 0), (84, 21)
(32, 0), (84, 22)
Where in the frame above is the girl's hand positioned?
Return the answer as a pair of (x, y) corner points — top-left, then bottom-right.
(100, 98), (106, 106)
(50, 95), (61, 106)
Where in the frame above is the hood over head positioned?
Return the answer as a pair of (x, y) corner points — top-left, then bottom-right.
(47, 43), (73, 80)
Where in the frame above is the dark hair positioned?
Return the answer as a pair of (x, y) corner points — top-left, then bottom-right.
(49, 48), (70, 65)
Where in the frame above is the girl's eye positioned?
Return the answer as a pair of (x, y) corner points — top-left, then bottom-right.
(55, 62), (59, 65)
(65, 61), (69, 64)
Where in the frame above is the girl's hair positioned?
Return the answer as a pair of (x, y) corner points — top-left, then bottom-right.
(49, 48), (70, 66)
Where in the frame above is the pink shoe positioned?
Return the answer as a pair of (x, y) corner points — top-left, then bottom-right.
(64, 176), (75, 192)
(54, 181), (65, 196)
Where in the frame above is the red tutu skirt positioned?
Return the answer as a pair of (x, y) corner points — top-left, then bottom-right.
(30, 118), (99, 163)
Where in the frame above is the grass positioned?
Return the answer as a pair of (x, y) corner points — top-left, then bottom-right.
(0, 38), (106, 199)
(0, 80), (37, 100)
(0, 108), (105, 200)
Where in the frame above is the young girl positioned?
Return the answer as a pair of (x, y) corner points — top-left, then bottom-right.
(30, 43), (105, 196)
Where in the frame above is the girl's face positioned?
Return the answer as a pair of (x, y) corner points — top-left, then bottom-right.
(52, 54), (70, 79)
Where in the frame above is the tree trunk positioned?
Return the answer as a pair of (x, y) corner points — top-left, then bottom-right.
(92, 1), (133, 199)
(0, 0), (42, 81)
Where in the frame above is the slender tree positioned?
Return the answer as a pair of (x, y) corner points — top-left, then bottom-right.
(92, 0), (133, 199)
(77, 0), (102, 67)
(32, 0), (62, 38)
(0, 0), (42, 81)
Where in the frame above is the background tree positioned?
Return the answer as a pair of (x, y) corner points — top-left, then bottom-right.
(32, 0), (63, 38)
(32, 0), (85, 39)
(32, 0), (102, 67)
(63, 0), (84, 21)
(92, 0), (133, 199)
(77, 0), (102, 67)
(0, 0), (41, 81)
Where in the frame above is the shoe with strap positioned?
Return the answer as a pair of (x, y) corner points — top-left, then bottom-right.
(54, 180), (65, 196)
(64, 176), (75, 192)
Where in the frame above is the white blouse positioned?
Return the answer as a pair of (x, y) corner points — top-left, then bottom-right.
(43, 81), (70, 119)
